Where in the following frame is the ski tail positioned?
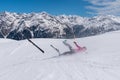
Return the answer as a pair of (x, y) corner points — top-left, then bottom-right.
(27, 39), (44, 53)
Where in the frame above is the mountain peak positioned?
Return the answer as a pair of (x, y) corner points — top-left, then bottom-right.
(39, 11), (51, 16)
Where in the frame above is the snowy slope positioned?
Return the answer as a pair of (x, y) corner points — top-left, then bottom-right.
(0, 31), (120, 80)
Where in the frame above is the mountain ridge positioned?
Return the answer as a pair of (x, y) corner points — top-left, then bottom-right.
(0, 11), (120, 40)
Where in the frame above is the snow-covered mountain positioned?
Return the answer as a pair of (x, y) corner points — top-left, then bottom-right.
(0, 30), (120, 80)
(0, 11), (120, 40)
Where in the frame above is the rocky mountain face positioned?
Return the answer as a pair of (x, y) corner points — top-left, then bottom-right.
(0, 11), (120, 40)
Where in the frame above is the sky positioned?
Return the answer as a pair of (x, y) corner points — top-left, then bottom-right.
(0, 0), (119, 17)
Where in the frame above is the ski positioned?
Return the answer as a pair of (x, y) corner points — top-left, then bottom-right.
(50, 45), (61, 56)
(27, 39), (44, 53)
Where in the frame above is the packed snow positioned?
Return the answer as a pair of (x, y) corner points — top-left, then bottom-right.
(0, 31), (120, 80)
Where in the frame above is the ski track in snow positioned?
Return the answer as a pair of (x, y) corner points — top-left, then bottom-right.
(0, 53), (120, 80)
(10, 41), (27, 55)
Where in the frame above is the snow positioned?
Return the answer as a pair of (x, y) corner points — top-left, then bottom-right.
(0, 31), (120, 80)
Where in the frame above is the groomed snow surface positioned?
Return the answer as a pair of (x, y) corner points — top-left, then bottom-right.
(0, 31), (120, 80)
